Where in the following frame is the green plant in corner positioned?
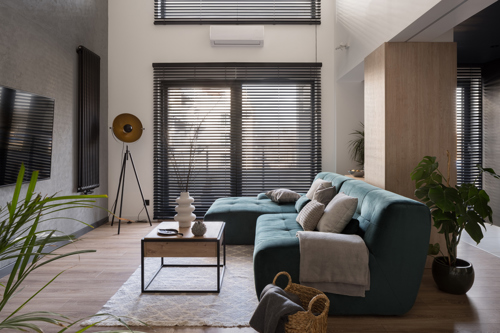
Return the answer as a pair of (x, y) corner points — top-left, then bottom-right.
(348, 122), (364, 167)
(411, 152), (500, 267)
(0, 164), (144, 332)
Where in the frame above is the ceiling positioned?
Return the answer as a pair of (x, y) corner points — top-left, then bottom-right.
(454, 0), (500, 64)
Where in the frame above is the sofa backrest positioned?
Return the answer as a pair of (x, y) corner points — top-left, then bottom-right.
(314, 173), (430, 249)
(314, 172), (353, 192)
(315, 172), (431, 309)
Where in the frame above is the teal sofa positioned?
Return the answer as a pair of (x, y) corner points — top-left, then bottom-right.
(204, 172), (431, 315)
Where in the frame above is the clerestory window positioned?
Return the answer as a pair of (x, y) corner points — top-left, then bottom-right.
(154, 0), (321, 25)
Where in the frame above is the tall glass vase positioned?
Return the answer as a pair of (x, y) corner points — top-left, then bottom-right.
(174, 191), (196, 228)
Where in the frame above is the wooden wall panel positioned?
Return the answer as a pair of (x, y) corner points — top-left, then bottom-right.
(364, 44), (386, 189)
(364, 42), (457, 267)
(384, 42), (457, 199)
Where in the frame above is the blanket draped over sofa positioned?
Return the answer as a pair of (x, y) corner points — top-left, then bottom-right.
(204, 172), (431, 315)
(296, 231), (370, 297)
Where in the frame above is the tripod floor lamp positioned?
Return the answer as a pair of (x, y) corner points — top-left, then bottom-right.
(111, 113), (152, 234)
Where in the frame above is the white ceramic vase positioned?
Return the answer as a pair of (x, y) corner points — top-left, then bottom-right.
(174, 191), (196, 228)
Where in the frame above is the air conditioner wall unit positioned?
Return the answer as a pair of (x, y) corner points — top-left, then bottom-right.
(210, 26), (264, 47)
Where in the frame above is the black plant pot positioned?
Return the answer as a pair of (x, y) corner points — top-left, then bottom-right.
(432, 256), (475, 295)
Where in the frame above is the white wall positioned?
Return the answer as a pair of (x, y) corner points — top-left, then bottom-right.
(333, 81), (364, 174)
(334, 0), (442, 79)
(108, 0), (335, 220)
(332, 0), (443, 174)
(331, 0), (479, 174)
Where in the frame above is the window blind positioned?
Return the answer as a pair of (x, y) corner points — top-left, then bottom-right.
(154, 0), (321, 24)
(457, 67), (482, 187)
(153, 63), (322, 219)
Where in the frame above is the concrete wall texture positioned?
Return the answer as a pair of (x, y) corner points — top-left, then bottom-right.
(0, 1), (109, 242)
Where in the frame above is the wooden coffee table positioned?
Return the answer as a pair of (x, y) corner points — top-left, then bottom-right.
(141, 221), (226, 293)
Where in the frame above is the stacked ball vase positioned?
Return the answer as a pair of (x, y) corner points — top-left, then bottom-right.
(174, 192), (196, 228)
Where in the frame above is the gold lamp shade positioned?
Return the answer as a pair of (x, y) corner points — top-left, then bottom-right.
(112, 113), (143, 143)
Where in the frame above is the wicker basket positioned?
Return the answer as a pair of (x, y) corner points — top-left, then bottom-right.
(272, 271), (330, 333)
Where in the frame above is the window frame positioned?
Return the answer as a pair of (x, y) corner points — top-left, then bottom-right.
(153, 63), (322, 219)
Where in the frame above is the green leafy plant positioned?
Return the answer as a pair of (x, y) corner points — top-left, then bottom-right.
(348, 122), (364, 167)
(411, 153), (500, 266)
(0, 165), (144, 332)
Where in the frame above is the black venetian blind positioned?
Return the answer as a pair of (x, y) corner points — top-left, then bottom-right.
(457, 67), (483, 187)
(154, 0), (321, 24)
(153, 63), (322, 219)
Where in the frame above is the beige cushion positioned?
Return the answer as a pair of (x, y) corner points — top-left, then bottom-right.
(306, 179), (333, 200)
(313, 183), (336, 206)
(266, 188), (301, 204)
(316, 192), (358, 233)
(296, 200), (325, 231)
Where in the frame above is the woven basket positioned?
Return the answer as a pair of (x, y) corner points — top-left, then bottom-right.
(272, 271), (330, 333)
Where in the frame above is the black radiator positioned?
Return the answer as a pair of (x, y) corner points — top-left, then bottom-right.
(77, 45), (100, 194)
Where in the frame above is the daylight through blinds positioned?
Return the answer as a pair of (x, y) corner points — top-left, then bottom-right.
(153, 63), (322, 219)
(154, 0), (321, 24)
(457, 67), (483, 188)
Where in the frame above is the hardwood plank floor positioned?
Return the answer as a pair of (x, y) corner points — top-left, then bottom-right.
(1, 221), (500, 333)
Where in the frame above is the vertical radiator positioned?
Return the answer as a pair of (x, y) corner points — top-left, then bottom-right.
(77, 45), (100, 194)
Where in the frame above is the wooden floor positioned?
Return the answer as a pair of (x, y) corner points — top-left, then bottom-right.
(2, 221), (500, 333)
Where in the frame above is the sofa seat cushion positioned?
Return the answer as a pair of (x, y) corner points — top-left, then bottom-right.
(254, 213), (303, 298)
(255, 213), (303, 246)
(204, 197), (297, 245)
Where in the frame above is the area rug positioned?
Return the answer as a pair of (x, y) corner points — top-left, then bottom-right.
(82, 245), (258, 327)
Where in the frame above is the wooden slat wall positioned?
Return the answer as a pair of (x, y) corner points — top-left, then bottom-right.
(364, 42), (457, 266)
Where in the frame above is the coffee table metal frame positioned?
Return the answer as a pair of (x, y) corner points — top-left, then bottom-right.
(141, 223), (226, 293)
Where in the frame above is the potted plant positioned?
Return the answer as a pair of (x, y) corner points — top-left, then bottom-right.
(411, 153), (499, 294)
(0, 165), (143, 332)
(348, 122), (364, 177)
(168, 115), (206, 228)
(168, 97), (222, 227)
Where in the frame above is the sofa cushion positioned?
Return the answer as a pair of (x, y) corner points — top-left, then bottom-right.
(316, 193), (358, 233)
(312, 183), (336, 206)
(204, 197), (297, 245)
(257, 193), (268, 199)
(265, 188), (301, 204)
(255, 213), (303, 247)
(296, 200), (325, 231)
(313, 172), (353, 192)
(254, 213), (302, 297)
(342, 219), (360, 235)
(295, 195), (311, 213)
(306, 179), (332, 199)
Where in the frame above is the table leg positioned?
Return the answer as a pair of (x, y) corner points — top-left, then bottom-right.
(141, 239), (145, 292)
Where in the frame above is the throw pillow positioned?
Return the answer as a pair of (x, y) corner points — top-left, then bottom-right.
(296, 200), (325, 231)
(316, 192), (358, 233)
(295, 195), (311, 213)
(256, 193), (268, 199)
(312, 183), (337, 206)
(341, 219), (360, 235)
(305, 178), (333, 200)
(266, 188), (301, 204)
